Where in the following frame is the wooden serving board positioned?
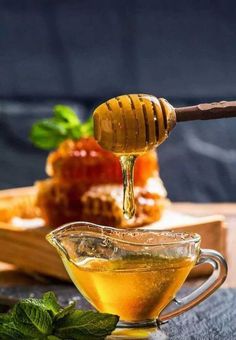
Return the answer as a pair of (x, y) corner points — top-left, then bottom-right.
(0, 187), (227, 281)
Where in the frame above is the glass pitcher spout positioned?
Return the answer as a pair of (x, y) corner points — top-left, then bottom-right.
(46, 227), (69, 259)
(46, 221), (136, 264)
(46, 222), (108, 262)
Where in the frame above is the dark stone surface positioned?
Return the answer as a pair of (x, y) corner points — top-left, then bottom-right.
(162, 288), (236, 340)
(0, 284), (91, 310)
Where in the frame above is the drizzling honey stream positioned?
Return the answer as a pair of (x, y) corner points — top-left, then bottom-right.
(93, 94), (176, 219)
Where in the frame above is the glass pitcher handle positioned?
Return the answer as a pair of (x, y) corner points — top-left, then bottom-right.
(159, 249), (228, 323)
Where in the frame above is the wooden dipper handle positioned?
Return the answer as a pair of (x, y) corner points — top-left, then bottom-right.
(175, 101), (236, 122)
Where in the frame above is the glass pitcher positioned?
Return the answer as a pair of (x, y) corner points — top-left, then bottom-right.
(46, 222), (227, 329)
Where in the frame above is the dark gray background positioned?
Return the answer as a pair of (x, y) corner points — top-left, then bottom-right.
(0, 0), (236, 201)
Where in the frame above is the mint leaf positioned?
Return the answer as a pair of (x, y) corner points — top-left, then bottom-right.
(30, 119), (67, 150)
(0, 292), (119, 339)
(0, 313), (12, 324)
(69, 125), (82, 139)
(80, 116), (93, 137)
(0, 322), (29, 340)
(53, 105), (80, 126)
(69, 116), (93, 140)
(42, 292), (61, 316)
(54, 301), (76, 321)
(30, 105), (93, 150)
(13, 300), (53, 337)
(55, 310), (119, 339)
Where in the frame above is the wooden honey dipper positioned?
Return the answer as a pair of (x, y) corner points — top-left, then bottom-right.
(93, 94), (236, 154)
(93, 94), (236, 219)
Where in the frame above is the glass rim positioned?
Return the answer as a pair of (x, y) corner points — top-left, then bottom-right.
(48, 221), (201, 247)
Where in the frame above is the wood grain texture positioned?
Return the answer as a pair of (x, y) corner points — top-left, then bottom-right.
(175, 100), (236, 121)
(0, 187), (227, 282)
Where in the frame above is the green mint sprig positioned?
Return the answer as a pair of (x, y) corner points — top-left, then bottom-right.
(29, 105), (93, 150)
(0, 291), (119, 339)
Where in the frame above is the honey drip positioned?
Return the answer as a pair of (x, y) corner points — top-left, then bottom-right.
(93, 94), (176, 220)
(119, 155), (137, 219)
